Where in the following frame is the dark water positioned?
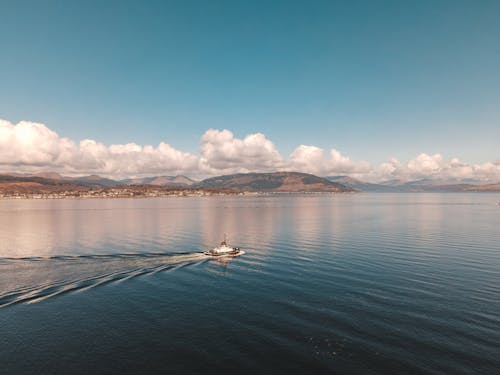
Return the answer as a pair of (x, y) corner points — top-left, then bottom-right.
(1, 194), (499, 374)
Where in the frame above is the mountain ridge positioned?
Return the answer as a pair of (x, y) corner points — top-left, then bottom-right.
(0, 172), (196, 187)
(195, 172), (353, 192)
(0, 171), (353, 196)
(120, 175), (196, 186)
(1, 172), (499, 192)
(325, 176), (499, 192)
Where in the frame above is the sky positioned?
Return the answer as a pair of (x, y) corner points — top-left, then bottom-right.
(0, 0), (499, 181)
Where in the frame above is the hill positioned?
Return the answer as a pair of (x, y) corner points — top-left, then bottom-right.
(326, 176), (500, 192)
(376, 178), (480, 192)
(0, 174), (95, 195)
(121, 175), (196, 186)
(196, 172), (353, 192)
(326, 176), (399, 192)
(0, 173), (197, 187)
(75, 175), (121, 186)
(2, 172), (499, 194)
(0, 174), (238, 198)
(465, 184), (500, 192)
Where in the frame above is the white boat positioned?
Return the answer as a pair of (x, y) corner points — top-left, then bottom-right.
(204, 235), (241, 256)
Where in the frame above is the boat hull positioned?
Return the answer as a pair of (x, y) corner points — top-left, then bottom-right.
(204, 248), (242, 257)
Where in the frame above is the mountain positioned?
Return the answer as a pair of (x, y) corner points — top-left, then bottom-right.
(0, 174), (65, 186)
(32, 172), (65, 180)
(379, 179), (477, 192)
(75, 175), (121, 186)
(465, 184), (500, 192)
(326, 176), (499, 192)
(0, 172), (120, 186)
(0, 174), (91, 195)
(2, 171), (499, 193)
(121, 175), (196, 187)
(195, 172), (353, 192)
(326, 176), (399, 192)
(0, 172), (196, 187)
(0, 172), (66, 180)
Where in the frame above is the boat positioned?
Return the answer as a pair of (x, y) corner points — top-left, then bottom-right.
(204, 235), (241, 256)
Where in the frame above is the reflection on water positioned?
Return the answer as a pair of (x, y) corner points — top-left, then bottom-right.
(0, 197), (283, 258)
(1, 194), (500, 374)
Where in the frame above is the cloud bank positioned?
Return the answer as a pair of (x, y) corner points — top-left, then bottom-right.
(0, 119), (198, 177)
(373, 154), (500, 182)
(1, 119), (499, 182)
(199, 129), (284, 174)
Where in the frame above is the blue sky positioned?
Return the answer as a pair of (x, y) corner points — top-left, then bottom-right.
(0, 0), (499, 179)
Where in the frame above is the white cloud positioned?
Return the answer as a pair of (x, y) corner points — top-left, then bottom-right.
(0, 119), (198, 178)
(289, 145), (371, 176)
(199, 129), (284, 174)
(0, 119), (67, 166)
(407, 153), (444, 176)
(1, 119), (499, 182)
(372, 153), (500, 183)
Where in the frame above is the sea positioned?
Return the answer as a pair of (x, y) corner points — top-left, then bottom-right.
(0, 193), (499, 374)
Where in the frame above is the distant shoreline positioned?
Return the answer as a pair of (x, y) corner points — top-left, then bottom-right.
(0, 190), (356, 200)
(0, 189), (250, 200)
(2, 190), (499, 200)
(1, 172), (499, 196)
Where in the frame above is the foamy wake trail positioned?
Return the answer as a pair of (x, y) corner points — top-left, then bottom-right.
(0, 252), (209, 308)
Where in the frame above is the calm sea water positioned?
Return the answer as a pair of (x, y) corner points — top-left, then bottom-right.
(0, 194), (499, 374)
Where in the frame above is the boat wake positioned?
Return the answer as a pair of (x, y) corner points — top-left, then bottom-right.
(0, 252), (209, 308)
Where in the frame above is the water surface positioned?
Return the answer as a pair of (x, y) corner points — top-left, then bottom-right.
(1, 194), (499, 374)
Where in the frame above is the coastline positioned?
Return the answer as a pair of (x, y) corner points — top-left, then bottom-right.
(0, 189), (355, 200)
(0, 189), (253, 200)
